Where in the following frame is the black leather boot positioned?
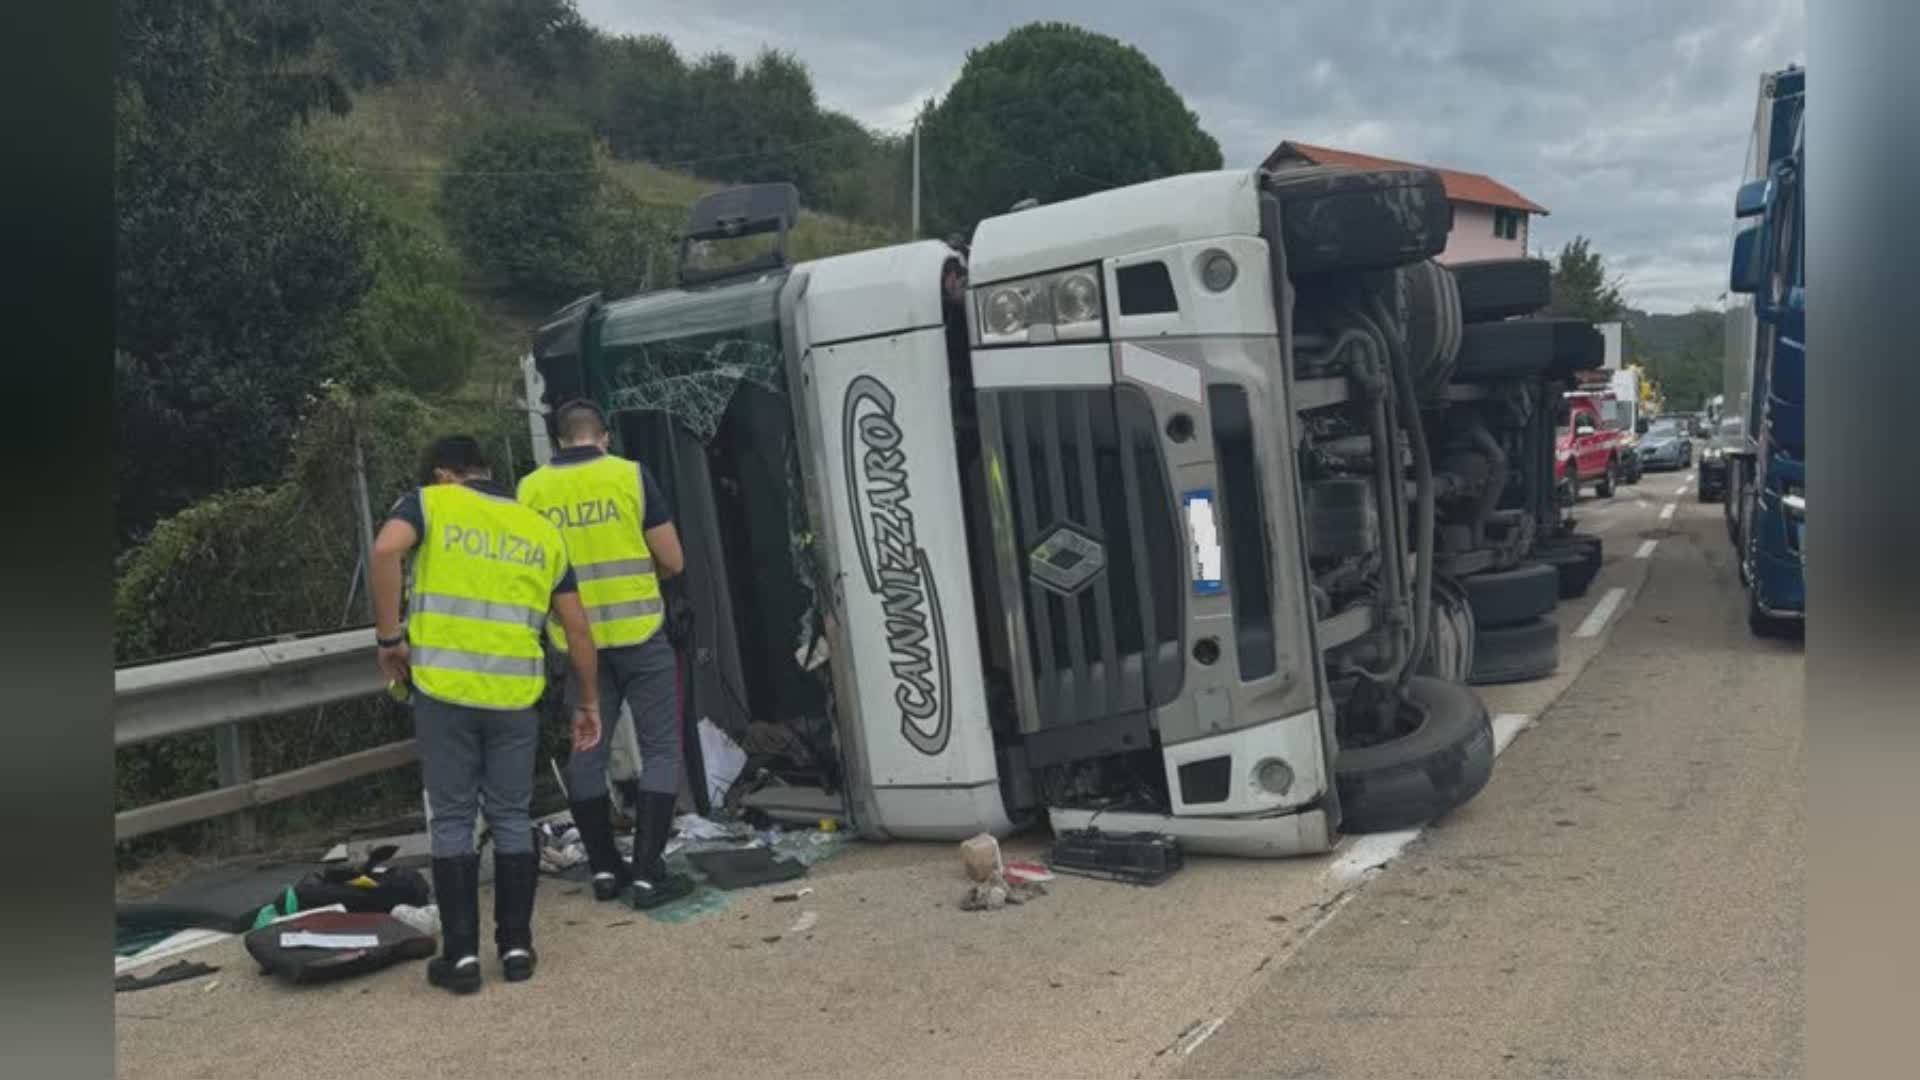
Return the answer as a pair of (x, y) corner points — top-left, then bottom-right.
(627, 791), (695, 910)
(492, 850), (539, 982)
(427, 854), (482, 994)
(569, 796), (633, 902)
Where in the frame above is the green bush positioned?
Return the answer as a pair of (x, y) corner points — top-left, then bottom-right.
(439, 113), (600, 300)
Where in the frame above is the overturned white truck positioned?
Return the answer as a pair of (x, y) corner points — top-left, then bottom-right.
(525, 167), (1601, 856)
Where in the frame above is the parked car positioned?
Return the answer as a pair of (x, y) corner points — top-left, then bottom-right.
(1637, 415), (1694, 472)
(1556, 394), (1630, 499)
(1698, 416), (1739, 501)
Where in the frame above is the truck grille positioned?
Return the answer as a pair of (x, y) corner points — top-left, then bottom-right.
(987, 386), (1185, 735)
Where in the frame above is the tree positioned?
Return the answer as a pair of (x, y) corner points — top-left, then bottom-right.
(114, 0), (376, 544)
(918, 22), (1223, 234)
(439, 114), (600, 300)
(1546, 236), (1627, 324)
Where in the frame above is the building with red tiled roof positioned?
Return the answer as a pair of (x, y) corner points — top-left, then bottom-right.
(1263, 141), (1549, 264)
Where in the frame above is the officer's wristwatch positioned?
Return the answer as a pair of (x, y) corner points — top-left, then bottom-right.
(376, 632), (405, 648)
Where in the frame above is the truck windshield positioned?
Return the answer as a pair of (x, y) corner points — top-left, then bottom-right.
(590, 274), (788, 441)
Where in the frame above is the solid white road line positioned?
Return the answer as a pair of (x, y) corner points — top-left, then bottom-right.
(1326, 713), (1534, 884)
(1490, 711), (1533, 755)
(1635, 539), (1659, 559)
(1575, 586), (1628, 639)
(1659, 503), (1678, 521)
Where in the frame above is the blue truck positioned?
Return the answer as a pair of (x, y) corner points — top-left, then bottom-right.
(1723, 64), (1805, 637)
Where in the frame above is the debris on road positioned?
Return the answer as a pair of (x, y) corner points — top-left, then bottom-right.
(772, 887), (814, 903)
(789, 911), (819, 934)
(1049, 829), (1184, 886)
(115, 960), (220, 994)
(960, 833), (1002, 883)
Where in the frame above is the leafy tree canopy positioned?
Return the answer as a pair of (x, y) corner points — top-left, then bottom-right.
(918, 22), (1223, 235)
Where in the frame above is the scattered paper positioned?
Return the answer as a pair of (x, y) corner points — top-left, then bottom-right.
(698, 719), (748, 806)
(789, 911), (819, 934)
(279, 932), (380, 950)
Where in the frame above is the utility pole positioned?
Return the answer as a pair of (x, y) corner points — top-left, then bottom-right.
(911, 120), (921, 239)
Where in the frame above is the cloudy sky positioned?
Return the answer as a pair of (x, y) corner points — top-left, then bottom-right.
(577, 1), (1804, 313)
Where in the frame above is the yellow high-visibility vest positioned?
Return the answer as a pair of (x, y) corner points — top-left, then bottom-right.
(407, 484), (568, 710)
(517, 453), (664, 650)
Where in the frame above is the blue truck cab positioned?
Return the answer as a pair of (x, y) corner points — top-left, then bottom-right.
(1726, 65), (1805, 637)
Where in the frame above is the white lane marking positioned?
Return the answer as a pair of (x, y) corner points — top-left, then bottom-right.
(1328, 828), (1423, 884)
(1327, 712), (1534, 885)
(1635, 499), (1653, 509)
(1575, 586), (1628, 639)
(1490, 711), (1533, 755)
(1176, 1017), (1226, 1057)
(1676, 484), (1690, 496)
(1635, 539), (1659, 559)
(1659, 503), (1677, 520)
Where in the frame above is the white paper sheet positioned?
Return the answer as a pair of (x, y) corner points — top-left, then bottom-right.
(279, 931), (380, 950)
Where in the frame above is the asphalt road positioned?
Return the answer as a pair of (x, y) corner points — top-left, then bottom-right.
(1181, 472), (1806, 1079)
(116, 470), (1803, 1079)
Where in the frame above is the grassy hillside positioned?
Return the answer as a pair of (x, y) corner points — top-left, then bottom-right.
(304, 75), (904, 389)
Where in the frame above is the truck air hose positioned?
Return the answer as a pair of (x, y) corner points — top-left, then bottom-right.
(1370, 294), (1437, 688)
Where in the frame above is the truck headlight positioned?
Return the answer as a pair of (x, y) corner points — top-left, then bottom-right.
(974, 264), (1105, 346)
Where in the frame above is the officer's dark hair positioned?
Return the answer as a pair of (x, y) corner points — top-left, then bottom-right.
(553, 399), (608, 446)
(420, 434), (491, 485)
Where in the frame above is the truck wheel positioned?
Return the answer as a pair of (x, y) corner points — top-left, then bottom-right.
(1462, 563), (1558, 627)
(1748, 593), (1800, 640)
(1335, 676), (1494, 834)
(1555, 542), (1603, 599)
(1397, 259), (1462, 398)
(1453, 318), (1605, 380)
(1449, 258), (1551, 322)
(1596, 458), (1617, 498)
(1468, 616), (1559, 685)
(1418, 576), (1476, 684)
(1264, 166), (1453, 275)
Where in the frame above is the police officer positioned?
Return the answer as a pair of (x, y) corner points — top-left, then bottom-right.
(370, 435), (602, 994)
(517, 400), (694, 910)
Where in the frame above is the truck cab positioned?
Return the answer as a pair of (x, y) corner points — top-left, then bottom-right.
(525, 166), (1565, 855)
(1726, 65), (1805, 636)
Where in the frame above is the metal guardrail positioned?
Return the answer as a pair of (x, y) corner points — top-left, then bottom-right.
(114, 628), (414, 842)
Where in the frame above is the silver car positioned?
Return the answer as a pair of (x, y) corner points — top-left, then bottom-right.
(1637, 415), (1694, 471)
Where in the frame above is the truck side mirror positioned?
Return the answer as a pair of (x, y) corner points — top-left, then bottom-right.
(1729, 225), (1762, 296)
(1635, 418), (1650, 435)
(1735, 178), (1770, 218)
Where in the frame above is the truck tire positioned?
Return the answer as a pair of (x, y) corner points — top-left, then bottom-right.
(1335, 676), (1495, 834)
(1453, 318), (1605, 380)
(1596, 457), (1617, 498)
(1748, 593), (1800, 639)
(1264, 166), (1452, 275)
(1449, 258), (1551, 322)
(1397, 260), (1462, 398)
(1462, 563), (1558, 627)
(1468, 615), (1559, 685)
(1418, 575), (1476, 685)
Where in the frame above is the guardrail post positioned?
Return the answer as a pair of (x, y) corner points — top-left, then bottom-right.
(213, 721), (256, 844)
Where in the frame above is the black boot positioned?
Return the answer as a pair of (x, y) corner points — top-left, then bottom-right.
(627, 791), (694, 911)
(492, 850), (539, 982)
(569, 796), (632, 902)
(427, 854), (482, 995)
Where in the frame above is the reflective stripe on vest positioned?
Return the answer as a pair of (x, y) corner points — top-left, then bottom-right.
(517, 453), (664, 650)
(406, 484), (567, 710)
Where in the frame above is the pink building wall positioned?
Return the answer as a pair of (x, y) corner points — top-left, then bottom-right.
(1437, 203), (1531, 264)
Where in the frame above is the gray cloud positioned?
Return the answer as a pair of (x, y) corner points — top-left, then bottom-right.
(578, 0), (1803, 312)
